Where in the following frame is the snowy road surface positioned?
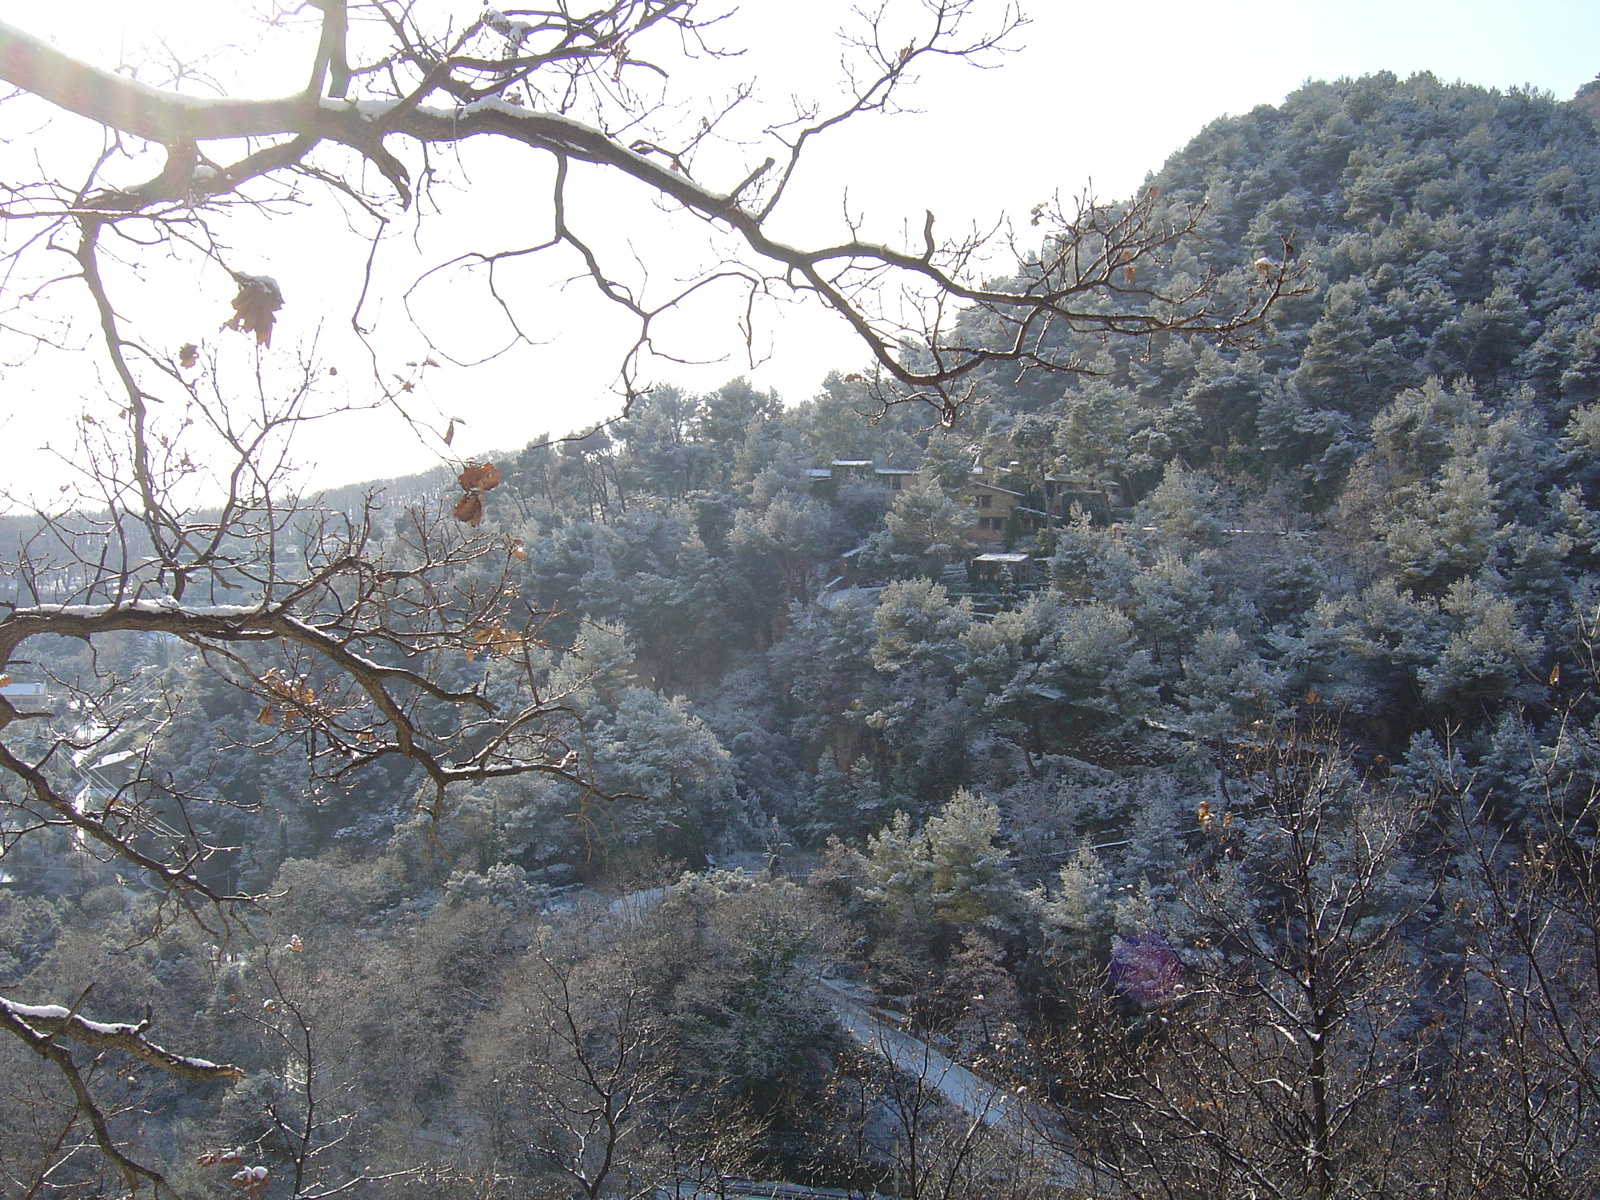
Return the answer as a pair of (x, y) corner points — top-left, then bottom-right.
(818, 979), (1079, 1187)
(819, 979), (1020, 1126)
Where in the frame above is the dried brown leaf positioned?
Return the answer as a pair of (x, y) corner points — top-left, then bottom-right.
(222, 274), (284, 347)
(458, 462), (501, 492)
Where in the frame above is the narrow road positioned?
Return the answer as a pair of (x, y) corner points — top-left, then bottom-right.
(594, 878), (1083, 1187)
(817, 978), (1079, 1187)
(818, 978), (1021, 1127)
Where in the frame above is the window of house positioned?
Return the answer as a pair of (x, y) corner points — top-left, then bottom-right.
(977, 493), (992, 508)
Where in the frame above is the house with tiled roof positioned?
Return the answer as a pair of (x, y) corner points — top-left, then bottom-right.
(965, 472), (1027, 546)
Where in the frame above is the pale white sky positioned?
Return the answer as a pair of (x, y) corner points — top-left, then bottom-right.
(4, 0), (1599, 497)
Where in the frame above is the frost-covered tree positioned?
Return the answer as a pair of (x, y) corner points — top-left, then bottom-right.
(589, 687), (747, 861)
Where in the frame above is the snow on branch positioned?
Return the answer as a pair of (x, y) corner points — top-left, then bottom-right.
(1, 996), (245, 1081)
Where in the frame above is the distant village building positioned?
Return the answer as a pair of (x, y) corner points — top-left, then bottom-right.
(806, 461), (917, 500)
(965, 470), (1027, 545)
(971, 552), (1037, 586)
(807, 460), (1100, 549)
(1042, 473), (1129, 522)
(808, 459), (1124, 601)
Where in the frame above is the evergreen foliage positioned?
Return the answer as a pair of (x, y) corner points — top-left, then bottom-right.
(10, 67), (1600, 1199)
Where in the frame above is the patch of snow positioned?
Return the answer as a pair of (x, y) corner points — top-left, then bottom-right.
(11, 601), (267, 620)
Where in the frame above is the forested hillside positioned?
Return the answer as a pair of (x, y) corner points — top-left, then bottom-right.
(7, 71), (1600, 1198)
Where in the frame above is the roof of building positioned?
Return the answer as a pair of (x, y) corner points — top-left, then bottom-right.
(969, 481), (1026, 498)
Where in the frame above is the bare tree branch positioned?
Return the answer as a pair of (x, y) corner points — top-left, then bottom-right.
(0, 2), (1298, 418)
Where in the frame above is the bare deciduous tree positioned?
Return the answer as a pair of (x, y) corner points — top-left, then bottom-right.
(0, 0), (1299, 420)
(1051, 728), (1435, 1200)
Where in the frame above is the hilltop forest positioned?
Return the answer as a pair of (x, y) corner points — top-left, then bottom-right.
(7, 70), (1600, 1199)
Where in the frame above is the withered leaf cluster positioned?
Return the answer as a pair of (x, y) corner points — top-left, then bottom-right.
(453, 461), (502, 526)
(464, 622), (523, 661)
(223, 273), (284, 347)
